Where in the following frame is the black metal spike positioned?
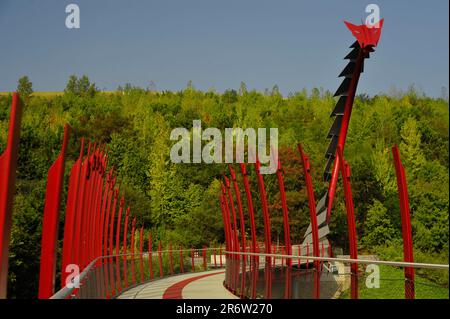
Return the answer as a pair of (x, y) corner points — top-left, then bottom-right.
(323, 157), (334, 178)
(327, 115), (343, 137)
(323, 171), (332, 182)
(331, 96), (346, 116)
(345, 47), (360, 60)
(325, 136), (339, 159)
(350, 41), (359, 48)
(334, 78), (351, 97)
(316, 192), (328, 214)
(339, 61), (356, 77)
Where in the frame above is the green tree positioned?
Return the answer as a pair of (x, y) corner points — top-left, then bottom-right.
(77, 75), (90, 93)
(371, 141), (397, 196)
(77, 75), (98, 97)
(222, 89), (238, 104)
(363, 200), (397, 247)
(64, 75), (78, 94)
(148, 114), (185, 227)
(64, 75), (97, 97)
(17, 76), (33, 99)
(400, 117), (425, 176)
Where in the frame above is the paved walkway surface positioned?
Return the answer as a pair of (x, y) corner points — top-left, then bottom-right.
(116, 269), (237, 299)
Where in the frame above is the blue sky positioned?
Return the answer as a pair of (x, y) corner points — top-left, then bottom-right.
(0, 0), (448, 96)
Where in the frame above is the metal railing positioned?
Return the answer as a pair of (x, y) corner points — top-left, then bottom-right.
(223, 250), (449, 299)
(52, 247), (226, 299)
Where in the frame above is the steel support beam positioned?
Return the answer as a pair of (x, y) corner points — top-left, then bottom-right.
(392, 145), (415, 299)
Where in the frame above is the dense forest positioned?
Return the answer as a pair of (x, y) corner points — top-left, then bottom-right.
(1, 76), (448, 298)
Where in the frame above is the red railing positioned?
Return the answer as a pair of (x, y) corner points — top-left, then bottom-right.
(0, 92), (444, 299)
(0, 93), (23, 299)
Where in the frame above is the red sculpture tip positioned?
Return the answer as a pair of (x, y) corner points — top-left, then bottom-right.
(344, 18), (384, 48)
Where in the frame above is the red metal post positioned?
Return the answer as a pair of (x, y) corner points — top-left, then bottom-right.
(223, 175), (240, 258)
(80, 147), (94, 268)
(109, 189), (119, 259)
(392, 145), (415, 299)
(104, 180), (115, 259)
(298, 144), (320, 298)
(109, 188), (119, 295)
(139, 226), (144, 282)
(228, 165), (247, 259)
(0, 93), (23, 299)
(130, 217), (136, 285)
(122, 207), (130, 288)
(102, 174), (115, 298)
(336, 145), (358, 299)
(229, 165), (248, 297)
(284, 262), (292, 299)
(85, 148), (98, 265)
(254, 160), (272, 263)
(91, 150), (104, 262)
(219, 195), (229, 253)
(38, 124), (70, 299)
(61, 138), (84, 287)
(115, 197), (124, 292)
(97, 168), (111, 298)
(264, 261), (272, 299)
(219, 190), (232, 256)
(148, 232), (154, 280)
(251, 253), (258, 299)
(90, 153), (104, 299)
(276, 159), (292, 266)
(99, 170), (113, 260)
(102, 176), (115, 258)
(239, 163), (258, 259)
(72, 143), (90, 269)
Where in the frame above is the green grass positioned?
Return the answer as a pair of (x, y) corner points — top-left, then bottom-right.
(340, 265), (448, 299)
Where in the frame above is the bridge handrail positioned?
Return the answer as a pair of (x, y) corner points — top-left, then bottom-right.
(224, 251), (449, 270)
(51, 247), (225, 299)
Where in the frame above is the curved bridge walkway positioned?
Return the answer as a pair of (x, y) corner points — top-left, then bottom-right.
(116, 269), (237, 299)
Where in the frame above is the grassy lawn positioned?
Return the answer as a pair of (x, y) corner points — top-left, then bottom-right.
(340, 265), (448, 299)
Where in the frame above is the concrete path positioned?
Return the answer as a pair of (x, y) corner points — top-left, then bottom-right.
(116, 269), (237, 299)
